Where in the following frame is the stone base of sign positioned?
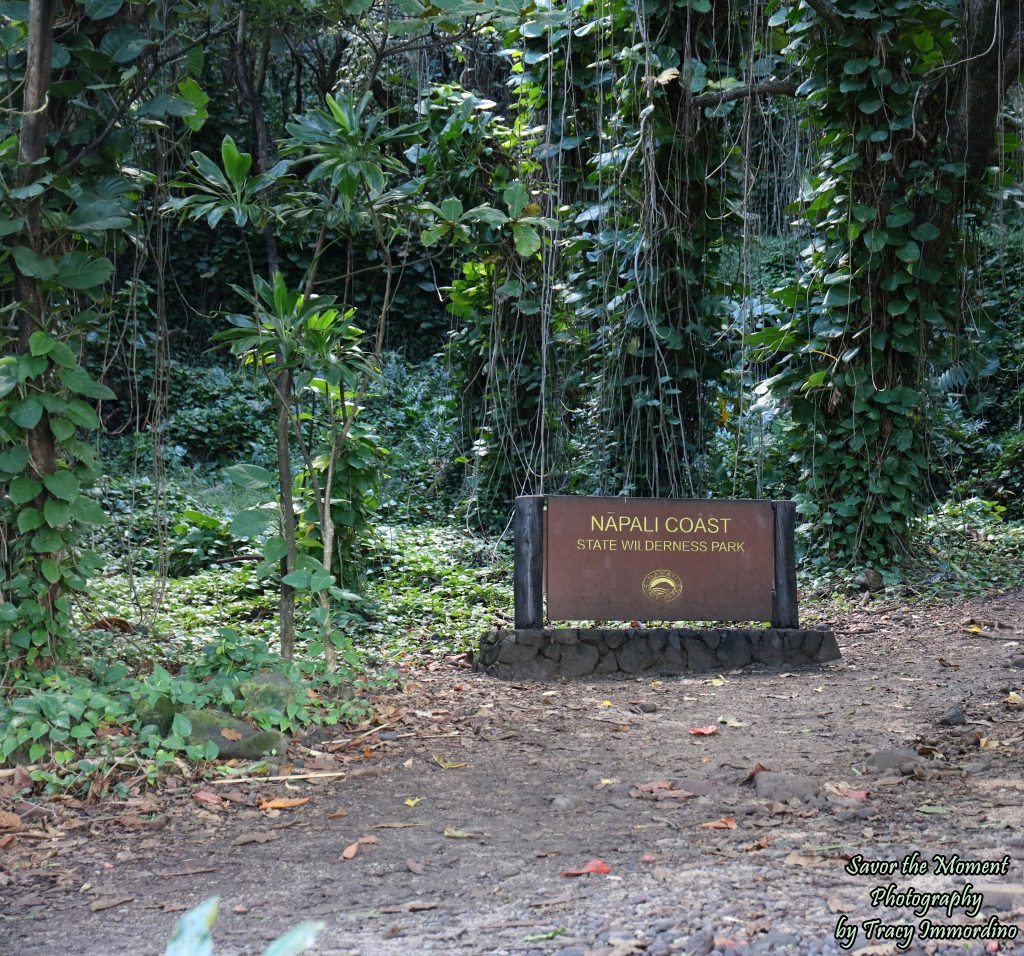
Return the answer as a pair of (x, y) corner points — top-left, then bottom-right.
(475, 627), (840, 681)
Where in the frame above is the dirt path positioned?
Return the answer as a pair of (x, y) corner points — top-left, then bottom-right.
(3, 592), (1024, 956)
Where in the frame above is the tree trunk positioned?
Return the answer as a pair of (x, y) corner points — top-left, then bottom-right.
(236, 7), (296, 658)
(14, 0), (59, 640)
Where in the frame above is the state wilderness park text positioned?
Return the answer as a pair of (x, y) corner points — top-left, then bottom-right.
(578, 511), (747, 553)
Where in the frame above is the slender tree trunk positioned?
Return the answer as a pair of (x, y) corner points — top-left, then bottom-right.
(14, 0), (59, 642)
(236, 7), (297, 658)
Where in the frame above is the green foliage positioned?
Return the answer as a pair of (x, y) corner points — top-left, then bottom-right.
(156, 363), (275, 466)
(164, 896), (321, 956)
(0, 350), (113, 663)
(365, 525), (513, 657)
(759, 0), (977, 567)
(367, 353), (463, 514)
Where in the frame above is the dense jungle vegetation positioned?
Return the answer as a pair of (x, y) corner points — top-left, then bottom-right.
(5, 0), (1024, 792)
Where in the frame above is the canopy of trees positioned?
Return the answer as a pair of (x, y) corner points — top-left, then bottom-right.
(5, 0), (1024, 671)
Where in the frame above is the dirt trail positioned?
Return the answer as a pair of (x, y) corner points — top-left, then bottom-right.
(4, 592), (1024, 956)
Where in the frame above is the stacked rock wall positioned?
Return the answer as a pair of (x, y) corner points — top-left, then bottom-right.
(475, 628), (840, 681)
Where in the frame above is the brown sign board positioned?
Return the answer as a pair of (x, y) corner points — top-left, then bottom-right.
(544, 496), (776, 623)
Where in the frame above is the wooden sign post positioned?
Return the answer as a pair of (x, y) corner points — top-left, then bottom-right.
(514, 495), (798, 628)
(479, 494), (836, 681)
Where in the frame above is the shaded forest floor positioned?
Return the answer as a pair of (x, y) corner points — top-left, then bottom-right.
(4, 592), (1024, 956)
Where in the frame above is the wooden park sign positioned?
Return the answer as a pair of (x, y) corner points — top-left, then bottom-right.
(514, 495), (798, 629)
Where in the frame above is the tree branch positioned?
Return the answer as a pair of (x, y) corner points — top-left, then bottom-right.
(53, 22), (236, 177)
(804, 0), (847, 34)
(692, 79), (799, 107)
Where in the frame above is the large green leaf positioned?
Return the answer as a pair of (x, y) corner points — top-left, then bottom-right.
(43, 471), (80, 501)
(99, 25), (149, 63)
(44, 497), (73, 527)
(230, 509), (272, 538)
(28, 331), (55, 356)
(262, 922), (323, 956)
(0, 446), (30, 475)
(64, 400), (99, 429)
(9, 475), (41, 504)
(59, 366), (116, 400)
(83, 0), (122, 18)
(220, 136), (253, 187)
(0, 358), (17, 400)
(164, 897), (218, 956)
(512, 222), (541, 257)
(9, 397), (43, 429)
(70, 497), (108, 525)
(222, 463), (274, 489)
(58, 253), (114, 290)
(68, 199), (131, 232)
(11, 246), (56, 278)
(178, 78), (209, 132)
(16, 507), (44, 532)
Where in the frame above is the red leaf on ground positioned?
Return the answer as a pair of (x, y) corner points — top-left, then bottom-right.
(641, 853), (657, 864)
(700, 816), (737, 830)
(258, 797), (310, 811)
(741, 762), (772, 785)
(837, 787), (869, 800)
(561, 859), (611, 877)
(688, 726), (718, 736)
(193, 791), (223, 806)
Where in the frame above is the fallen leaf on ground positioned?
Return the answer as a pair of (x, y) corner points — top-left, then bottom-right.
(89, 896), (134, 912)
(784, 852), (822, 866)
(258, 797), (310, 811)
(837, 786), (869, 800)
(700, 816), (736, 829)
(599, 700), (613, 708)
(641, 853), (657, 864)
(220, 729), (242, 741)
(0, 811), (22, 830)
(688, 726), (718, 736)
(372, 821), (422, 829)
(231, 832), (276, 846)
(561, 859), (611, 877)
(742, 762), (772, 784)
(0, 834), (16, 850)
(524, 928), (568, 942)
(404, 798), (422, 807)
(443, 827), (472, 839)
(1006, 691), (1024, 706)
(611, 724), (630, 733)
(192, 791), (223, 806)
(406, 859), (425, 875)
(431, 754), (467, 770)
(743, 836), (771, 851)
(710, 675), (729, 686)
(342, 841), (361, 860)
(328, 809), (348, 819)
(630, 780), (672, 794)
